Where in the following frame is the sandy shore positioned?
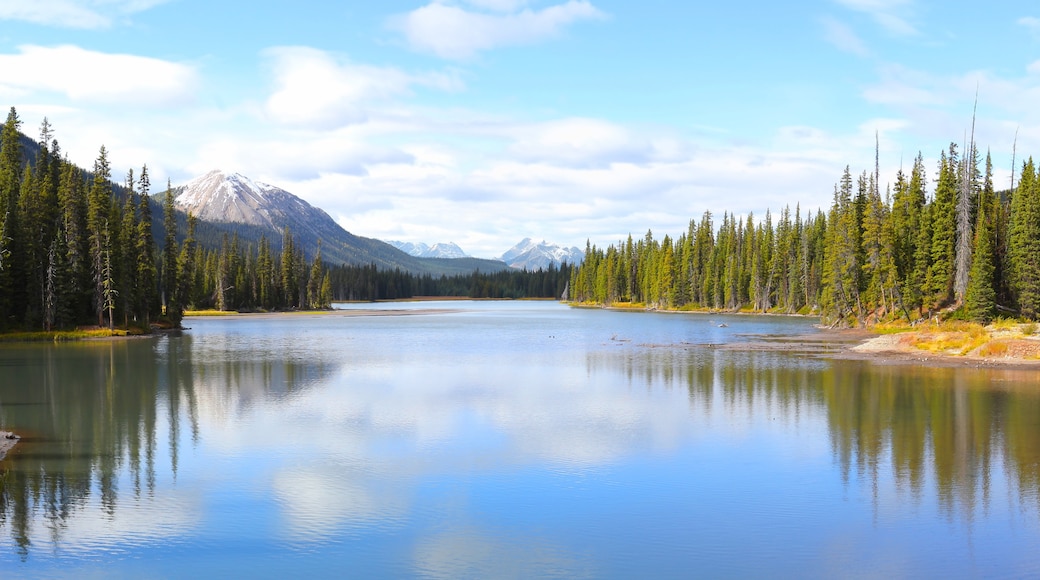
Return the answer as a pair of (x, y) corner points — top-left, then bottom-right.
(690, 325), (1040, 369)
(846, 330), (1040, 368)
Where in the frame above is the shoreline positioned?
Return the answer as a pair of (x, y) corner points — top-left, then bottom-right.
(0, 431), (19, 460)
(843, 330), (1040, 368)
(5, 305), (1039, 368)
(573, 302), (1040, 368)
(183, 308), (463, 321)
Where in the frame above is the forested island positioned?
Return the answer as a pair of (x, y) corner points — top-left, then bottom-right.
(569, 137), (1040, 328)
(0, 107), (569, 336)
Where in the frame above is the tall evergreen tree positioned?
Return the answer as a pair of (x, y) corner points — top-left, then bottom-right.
(964, 198), (997, 323)
(135, 166), (158, 324)
(87, 146), (112, 326)
(161, 180), (179, 322)
(1009, 158), (1040, 318)
(0, 107), (22, 327)
(929, 145), (958, 306)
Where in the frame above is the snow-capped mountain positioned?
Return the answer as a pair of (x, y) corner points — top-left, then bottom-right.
(388, 241), (470, 259)
(174, 170), (318, 230)
(500, 238), (584, 270)
(169, 170), (508, 275)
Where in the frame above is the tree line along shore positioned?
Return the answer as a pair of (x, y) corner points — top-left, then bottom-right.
(569, 139), (1040, 331)
(4, 102), (1040, 363)
(0, 107), (569, 337)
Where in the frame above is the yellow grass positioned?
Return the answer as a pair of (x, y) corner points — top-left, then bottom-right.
(906, 322), (989, 356)
(990, 317), (1019, 331)
(872, 321), (914, 335)
(975, 341), (1010, 357)
(184, 309), (240, 317)
(0, 328), (130, 343)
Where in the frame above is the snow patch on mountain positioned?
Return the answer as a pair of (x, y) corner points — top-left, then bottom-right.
(173, 169), (322, 230)
(500, 238), (584, 270)
(388, 240), (471, 259)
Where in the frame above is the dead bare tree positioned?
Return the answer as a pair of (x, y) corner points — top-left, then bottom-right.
(954, 90), (978, 302)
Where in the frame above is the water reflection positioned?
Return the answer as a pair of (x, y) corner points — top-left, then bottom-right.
(0, 334), (336, 559)
(821, 362), (1040, 522)
(0, 317), (1037, 574)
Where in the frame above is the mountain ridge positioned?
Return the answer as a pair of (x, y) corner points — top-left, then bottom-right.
(170, 170), (508, 275)
(388, 240), (471, 259)
(500, 238), (584, 270)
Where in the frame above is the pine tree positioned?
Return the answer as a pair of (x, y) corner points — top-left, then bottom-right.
(118, 169), (138, 327)
(176, 214), (197, 315)
(929, 145), (958, 306)
(964, 201), (996, 323)
(135, 166), (158, 324)
(58, 161), (89, 323)
(822, 167), (861, 323)
(0, 107), (22, 328)
(161, 180), (179, 322)
(1009, 158), (1040, 319)
(280, 226), (297, 308)
(308, 241), (324, 309)
(87, 146), (112, 327)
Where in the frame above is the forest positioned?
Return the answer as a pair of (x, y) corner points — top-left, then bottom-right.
(569, 138), (1040, 325)
(0, 107), (567, 333)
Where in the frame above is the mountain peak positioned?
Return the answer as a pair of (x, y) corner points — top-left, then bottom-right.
(388, 240), (471, 259)
(500, 239), (583, 270)
(174, 170), (310, 230)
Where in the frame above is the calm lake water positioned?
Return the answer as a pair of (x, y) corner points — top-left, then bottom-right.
(1, 301), (1039, 578)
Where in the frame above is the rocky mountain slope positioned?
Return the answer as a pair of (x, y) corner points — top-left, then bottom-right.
(500, 238), (584, 270)
(171, 170), (507, 275)
(388, 241), (470, 259)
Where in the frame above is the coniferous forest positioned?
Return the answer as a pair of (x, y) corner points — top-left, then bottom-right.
(7, 102), (1039, 332)
(0, 107), (568, 333)
(569, 139), (1040, 326)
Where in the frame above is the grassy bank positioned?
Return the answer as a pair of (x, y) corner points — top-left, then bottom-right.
(0, 328), (134, 343)
(862, 319), (1040, 360)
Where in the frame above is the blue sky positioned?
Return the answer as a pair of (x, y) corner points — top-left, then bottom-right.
(2, 0), (1040, 257)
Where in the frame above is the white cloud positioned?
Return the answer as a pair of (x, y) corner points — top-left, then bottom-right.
(462, 0), (529, 11)
(392, 0), (605, 60)
(834, 0), (917, 36)
(821, 16), (870, 56)
(0, 45), (197, 106)
(263, 46), (462, 128)
(507, 117), (663, 167)
(1019, 16), (1040, 38)
(0, 0), (168, 29)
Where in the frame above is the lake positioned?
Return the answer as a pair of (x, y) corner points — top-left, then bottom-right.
(1, 300), (1039, 578)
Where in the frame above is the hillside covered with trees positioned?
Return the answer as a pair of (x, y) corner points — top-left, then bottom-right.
(0, 107), (567, 333)
(569, 139), (1039, 326)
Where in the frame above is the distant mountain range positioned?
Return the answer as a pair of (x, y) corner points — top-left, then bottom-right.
(386, 237), (584, 269)
(171, 170), (581, 274)
(388, 240), (470, 259)
(171, 170), (508, 276)
(500, 238), (584, 270)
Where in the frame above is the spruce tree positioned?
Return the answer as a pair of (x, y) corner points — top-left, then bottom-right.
(1009, 158), (1040, 319)
(929, 145), (958, 306)
(161, 180), (179, 322)
(135, 166), (158, 324)
(0, 108), (22, 327)
(964, 204), (997, 323)
(87, 146), (112, 327)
